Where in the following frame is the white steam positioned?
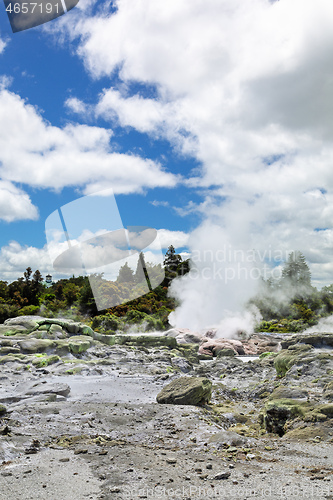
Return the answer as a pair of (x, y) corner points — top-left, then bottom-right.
(303, 315), (333, 334)
(168, 217), (263, 338)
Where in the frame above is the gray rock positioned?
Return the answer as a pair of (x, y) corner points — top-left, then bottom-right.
(4, 316), (43, 329)
(18, 339), (54, 354)
(23, 382), (70, 397)
(208, 430), (249, 448)
(217, 348), (236, 358)
(156, 376), (212, 405)
(171, 357), (192, 373)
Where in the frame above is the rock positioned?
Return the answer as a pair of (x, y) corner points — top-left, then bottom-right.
(164, 328), (203, 344)
(0, 347), (21, 355)
(68, 336), (91, 354)
(323, 381), (333, 400)
(217, 348), (236, 358)
(0, 325), (29, 336)
(109, 334), (177, 348)
(213, 471), (231, 480)
(0, 404), (6, 415)
(171, 357), (193, 373)
(269, 386), (308, 400)
(281, 332), (333, 349)
(4, 316), (42, 329)
(273, 344), (314, 377)
(199, 338), (251, 357)
(262, 399), (308, 436)
(31, 355), (60, 368)
(156, 376), (212, 405)
(0, 355), (24, 364)
(208, 430), (249, 448)
(24, 382), (70, 397)
(18, 339), (54, 354)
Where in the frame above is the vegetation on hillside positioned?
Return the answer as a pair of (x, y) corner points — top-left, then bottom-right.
(251, 251), (333, 332)
(0, 246), (190, 331)
(0, 248), (332, 333)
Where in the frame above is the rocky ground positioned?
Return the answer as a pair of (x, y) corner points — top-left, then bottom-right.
(0, 316), (332, 499)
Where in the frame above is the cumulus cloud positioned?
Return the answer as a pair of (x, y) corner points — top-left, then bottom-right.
(51, 0), (333, 289)
(0, 181), (38, 222)
(0, 87), (178, 196)
(0, 242), (53, 282)
(0, 227), (186, 282)
(65, 96), (90, 115)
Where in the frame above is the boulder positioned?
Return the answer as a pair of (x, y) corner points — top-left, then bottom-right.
(217, 348), (236, 358)
(208, 430), (249, 448)
(273, 344), (314, 377)
(68, 336), (92, 354)
(324, 381), (333, 400)
(24, 382), (70, 397)
(18, 339), (54, 354)
(198, 338), (254, 357)
(4, 316), (42, 329)
(281, 332), (333, 349)
(164, 328), (203, 344)
(156, 376), (212, 405)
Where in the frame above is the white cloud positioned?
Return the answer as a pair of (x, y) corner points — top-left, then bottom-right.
(0, 38), (7, 55)
(0, 242), (53, 281)
(155, 229), (189, 250)
(0, 181), (38, 222)
(65, 96), (89, 115)
(0, 87), (179, 196)
(51, 0), (333, 289)
(0, 226), (187, 282)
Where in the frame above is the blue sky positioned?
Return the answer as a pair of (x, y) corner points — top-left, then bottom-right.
(0, 2), (200, 279)
(1, 0), (333, 301)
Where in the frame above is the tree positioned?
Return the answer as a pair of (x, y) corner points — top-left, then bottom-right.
(117, 262), (135, 284)
(280, 251), (311, 293)
(31, 270), (44, 305)
(163, 245), (182, 271)
(163, 245), (183, 285)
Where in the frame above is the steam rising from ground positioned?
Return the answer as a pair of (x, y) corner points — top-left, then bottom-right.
(303, 315), (333, 334)
(168, 218), (263, 338)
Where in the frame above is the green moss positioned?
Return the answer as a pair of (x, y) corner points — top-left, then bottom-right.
(32, 354), (60, 368)
(259, 351), (277, 359)
(273, 344), (313, 377)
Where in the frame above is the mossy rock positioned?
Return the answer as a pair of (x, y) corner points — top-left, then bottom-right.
(156, 376), (212, 405)
(65, 366), (83, 375)
(324, 381), (333, 400)
(32, 354), (61, 368)
(259, 351), (277, 360)
(0, 404), (6, 415)
(18, 339), (54, 354)
(282, 425), (328, 441)
(68, 336), (92, 354)
(107, 335), (177, 348)
(262, 399), (311, 436)
(273, 344), (313, 377)
(0, 354), (25, 364)
(281, 332), (333, 349)
(217, 348), (236, 358)
(54, 340), (71, 355)
(0, 346), (21, 355)
(316, 403), (333, 417)
(269, 386), (308, 400)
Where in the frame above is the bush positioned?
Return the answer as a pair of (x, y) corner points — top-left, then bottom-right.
(91, 313), (120, 332)
(17, 305), (40, 316)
